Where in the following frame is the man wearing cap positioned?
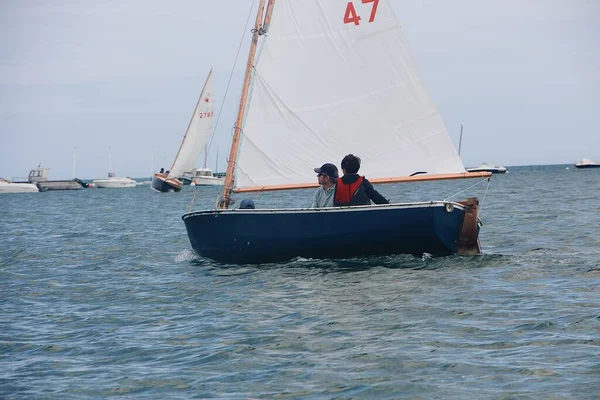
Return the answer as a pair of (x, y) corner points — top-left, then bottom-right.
(311, 163), (338, 208)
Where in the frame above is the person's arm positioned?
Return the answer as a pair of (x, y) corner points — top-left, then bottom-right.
(363, 178), (390, 204)
(311, 188), (319, 208)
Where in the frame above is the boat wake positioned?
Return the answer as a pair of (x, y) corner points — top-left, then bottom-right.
(175, 248), (199, 263)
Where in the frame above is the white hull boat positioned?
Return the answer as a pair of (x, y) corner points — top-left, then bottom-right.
(93, 175), (137, 188)
(0, 179), (39, 193)
(574, 158), (600, 169)
(191, 168), (223, 186)
(466, 163), (508, 174)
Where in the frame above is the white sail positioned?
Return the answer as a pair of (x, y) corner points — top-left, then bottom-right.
(234, 0), (465, 189)
(170, 70), (216, 179)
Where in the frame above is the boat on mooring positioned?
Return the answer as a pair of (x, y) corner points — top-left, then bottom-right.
(466, 163), (508, 174)
(181, 0), (491, 264)
(92, 148), (136, 188)
(0, 178), (39, 193)
(574, 158), (600, 169)
(152, 70), (216, 193)
(21, 165), (88, 191)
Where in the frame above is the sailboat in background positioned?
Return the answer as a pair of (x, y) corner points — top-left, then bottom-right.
(152, 69), (216, 192)
(182, 0), (491, 263)
(93, 147), (137, 188)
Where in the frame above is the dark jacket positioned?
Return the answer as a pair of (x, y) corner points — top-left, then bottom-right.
(333, 173), (390, 206)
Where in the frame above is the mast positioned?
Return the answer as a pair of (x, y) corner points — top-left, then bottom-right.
(170, 69), (213, 176)
(215, 146), (219, 173)
(72, 147), (76, 179)
(203, 144), (208, 169)
(108, 146), (112, 175)
(220, 0), (268, 209)
(458, 123), (464, 157)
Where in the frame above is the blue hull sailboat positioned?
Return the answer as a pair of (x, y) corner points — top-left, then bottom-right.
(183, 200), (481, 264)
(152, 70), (216, 193)
(182, 0), (491, 264)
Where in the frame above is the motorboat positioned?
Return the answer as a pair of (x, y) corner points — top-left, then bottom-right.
(466, 163), (508, 174)
(0, 178), (39, 193)
(93, 173), (137, 188)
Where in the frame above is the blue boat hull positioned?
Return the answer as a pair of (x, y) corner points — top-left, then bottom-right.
(182, 202), (478, 264)
(151, 174), (182, 192)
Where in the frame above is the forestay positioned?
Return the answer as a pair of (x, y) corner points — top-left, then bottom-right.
(235, 0), (465, 189)
(170, 71), (216, 179)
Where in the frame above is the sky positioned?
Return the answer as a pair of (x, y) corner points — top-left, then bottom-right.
(1, 0), (598, 179)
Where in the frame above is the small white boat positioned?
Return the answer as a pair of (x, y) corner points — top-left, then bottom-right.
(466, 163), (508, 174)
(93, 173), (137, 188)
(0, 178), (39, 193)
(93, 148), (136, 188)
(574, 158), (600, 169)
(191, 168), (224, 186)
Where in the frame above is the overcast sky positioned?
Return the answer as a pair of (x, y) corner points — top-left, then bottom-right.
(1, 0), (598, 179)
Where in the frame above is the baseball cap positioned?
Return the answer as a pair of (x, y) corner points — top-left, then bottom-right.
(313, 163), (339, 179)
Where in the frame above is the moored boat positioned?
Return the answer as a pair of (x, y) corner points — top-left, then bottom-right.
(574, 158), (600, 169)
(466, 163), (508, 174)
(93, 148), (136, 188)
(20, 165), (88, 191)
(93, 173), (137, 188)
(0, 178), (39, 193)
(191, 168), (224, 186)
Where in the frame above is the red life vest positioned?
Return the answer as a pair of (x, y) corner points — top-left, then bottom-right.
(334, 176), (364, 206)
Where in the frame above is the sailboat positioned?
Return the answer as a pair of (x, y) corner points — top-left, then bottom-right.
(152, 70), (216, 192)
(181, 0), (491, 263)
(93, 148), (136, 188)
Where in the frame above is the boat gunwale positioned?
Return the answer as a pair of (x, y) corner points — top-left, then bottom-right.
(182, 201), (466, 219)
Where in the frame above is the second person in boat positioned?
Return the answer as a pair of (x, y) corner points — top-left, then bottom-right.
(334, 154), (390, 206)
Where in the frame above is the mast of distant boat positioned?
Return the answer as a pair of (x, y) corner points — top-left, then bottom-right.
(458, 123), (464, 157)
(220, 0), (270, 209)
(72, 147), (77, 179)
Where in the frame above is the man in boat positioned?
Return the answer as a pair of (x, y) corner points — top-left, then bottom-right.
(334, 154), (389, 206)
(311, 163), (338, 208)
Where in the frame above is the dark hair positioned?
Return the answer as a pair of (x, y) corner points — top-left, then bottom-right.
(341, 154), (361, 174)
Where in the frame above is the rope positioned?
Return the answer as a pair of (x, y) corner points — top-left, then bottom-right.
(206, 0), (257, 157)
(442, 176), (492, 218)
(478, 177), (492, 217)
(442, 177), (489, 202)
(190, 0), (257, 212)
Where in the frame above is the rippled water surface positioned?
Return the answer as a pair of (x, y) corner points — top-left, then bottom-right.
(1, 165), (599, 399)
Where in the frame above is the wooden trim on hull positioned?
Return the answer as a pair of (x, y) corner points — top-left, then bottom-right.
(233, 171), (491, 193)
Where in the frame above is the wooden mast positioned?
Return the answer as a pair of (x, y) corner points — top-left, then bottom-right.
(220, 0), (268, 209)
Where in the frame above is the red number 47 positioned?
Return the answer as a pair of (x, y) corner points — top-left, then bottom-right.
(344, 0), (379, 26)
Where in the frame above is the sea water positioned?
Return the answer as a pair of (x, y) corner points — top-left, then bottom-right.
(1, 165), (599, 398)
